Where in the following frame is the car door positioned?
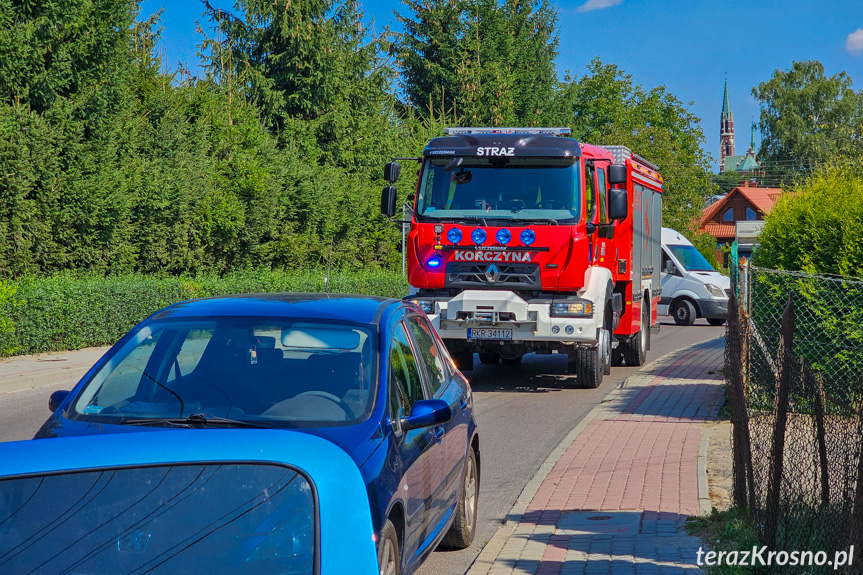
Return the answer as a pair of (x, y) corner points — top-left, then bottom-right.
(388, 321), (437, 563)
(404, 315), (468, 539)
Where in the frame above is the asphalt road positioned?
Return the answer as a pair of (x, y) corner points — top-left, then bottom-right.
(0, 319), (724, 575)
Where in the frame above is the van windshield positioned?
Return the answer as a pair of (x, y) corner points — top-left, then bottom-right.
(668, 244), (715, 272)
(416, 157), (580, 223)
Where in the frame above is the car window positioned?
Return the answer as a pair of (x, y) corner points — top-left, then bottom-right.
(70, 319), (377, 427)
(389, 322), (425, 416)
(404, 316), (448, 396)
(0, 463), (315, 574)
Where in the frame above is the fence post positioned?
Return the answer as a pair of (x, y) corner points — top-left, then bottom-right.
(808, 366), (830, 509)
(764, 292), (794, 549)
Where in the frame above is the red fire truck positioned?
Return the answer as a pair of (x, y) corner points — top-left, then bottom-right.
(381, 127), (663, 387)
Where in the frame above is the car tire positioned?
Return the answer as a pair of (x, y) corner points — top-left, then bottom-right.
(672, 299), (696, 326)
(442, 447), (479, 549)
(501, 355), (523, 365)
(378, 519), (400, 575)
(622, 302), (649, 367)
(707, 318), (726, 326)
(478, 352), (500, 365)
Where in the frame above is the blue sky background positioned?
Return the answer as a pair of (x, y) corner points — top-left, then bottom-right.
(140, 0), (863, 171)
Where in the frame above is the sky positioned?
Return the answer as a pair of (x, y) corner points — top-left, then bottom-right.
(140, 0), (863, 172)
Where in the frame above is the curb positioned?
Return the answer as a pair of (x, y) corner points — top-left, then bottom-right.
(466, 336), (724, 575)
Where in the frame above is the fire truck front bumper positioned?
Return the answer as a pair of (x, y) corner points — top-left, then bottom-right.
(408, 290), (602, 346)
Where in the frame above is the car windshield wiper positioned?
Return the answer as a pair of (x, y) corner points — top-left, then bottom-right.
(119, 413), (271, 429)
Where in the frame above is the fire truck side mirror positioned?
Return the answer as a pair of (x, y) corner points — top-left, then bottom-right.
(384, 162), (402, 183)
(381, 185), (398, 217)
(608, 164), (627, 185)
(608, 188), (628, 221)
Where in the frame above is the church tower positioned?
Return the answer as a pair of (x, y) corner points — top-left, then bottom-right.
(720, 80), (735, 171)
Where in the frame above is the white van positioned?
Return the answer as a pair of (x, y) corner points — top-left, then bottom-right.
(659, 228), (730, 326)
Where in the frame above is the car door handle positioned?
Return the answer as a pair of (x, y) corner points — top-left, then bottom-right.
(434, 426), (444, 442)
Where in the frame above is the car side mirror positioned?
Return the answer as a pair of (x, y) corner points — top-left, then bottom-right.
(608, 164), (627, 185)
(608, 188), (628, 221)
(400, 399), (452, 431)
(381, 185), (397, 217)
(384, 161), (401, 183)
(49, 390), (70, 412)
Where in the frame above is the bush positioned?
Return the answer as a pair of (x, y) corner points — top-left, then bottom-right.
(0, 270), (408, 357)
(755, 161), (863, 277)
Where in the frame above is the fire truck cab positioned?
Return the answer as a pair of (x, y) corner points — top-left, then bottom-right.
(381, 127), (663, 388)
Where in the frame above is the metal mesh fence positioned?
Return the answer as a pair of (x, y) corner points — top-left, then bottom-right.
(727, 264), (863, 573)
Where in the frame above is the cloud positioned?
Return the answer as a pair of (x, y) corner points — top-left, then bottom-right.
(847, 28), (863, 55)
(577, 0), (623, 13)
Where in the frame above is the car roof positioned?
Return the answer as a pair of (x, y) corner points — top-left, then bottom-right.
(150, 293), (398, 325)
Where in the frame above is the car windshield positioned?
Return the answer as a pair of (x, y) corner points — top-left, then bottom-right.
(668, 244), (716, 272)
(0, 463), (314, 574)
(70, 318), (377, 427)
(416, 157), (580, 223)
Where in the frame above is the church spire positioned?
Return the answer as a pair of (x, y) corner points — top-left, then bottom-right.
(722, 79), (731, 118)
(719, 79), (736, 172)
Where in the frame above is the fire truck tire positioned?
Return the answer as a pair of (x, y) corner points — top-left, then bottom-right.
(502, 355), (523, 365)
(622, 301), (649, 366)
(569, 345), (602, 388)
(452, 351), (474, 371)
(478, 352), (500, 365)
(671, 299), (696, 326)
(611, 346), (624, 367)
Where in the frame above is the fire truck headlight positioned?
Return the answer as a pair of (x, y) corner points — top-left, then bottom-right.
(551, 301), (593, 318)
(705, 284), (726, 298)
(426, 255), (442, 269)
(520, 229), (536, 246)
(496, 229), (511, 245)
(471, 229), (487, 245)
(447, 228), (463, 244)
(410, 299), (435, 314)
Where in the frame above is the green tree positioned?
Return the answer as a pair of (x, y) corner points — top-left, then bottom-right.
(753, 60), (863, 183)
(396, 0), (558, 126)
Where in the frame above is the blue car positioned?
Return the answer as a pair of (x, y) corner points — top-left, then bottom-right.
(0, 429), (380, 574)
(36, 294), (480, 575)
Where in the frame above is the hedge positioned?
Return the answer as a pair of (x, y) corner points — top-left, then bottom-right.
(0, 270), (409, 357)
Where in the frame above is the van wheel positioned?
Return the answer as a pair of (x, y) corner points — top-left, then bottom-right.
(672, 299), (696, 326)
(442, 447), (479, 549)
(378, 519), (400, 575)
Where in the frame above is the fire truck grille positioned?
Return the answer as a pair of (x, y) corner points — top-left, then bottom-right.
(445, 262), (541, 289)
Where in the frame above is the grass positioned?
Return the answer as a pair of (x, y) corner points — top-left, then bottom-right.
(686, 507), (759, 574)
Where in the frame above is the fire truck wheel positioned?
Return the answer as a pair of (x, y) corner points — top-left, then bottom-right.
(452, 351), (474, 371)
(501, 355), (523, 365)
(672, 299), (696, 326)
(622, 302), (649, 366)
(569, 345), (602, 388)
(478, 352), (501, 365)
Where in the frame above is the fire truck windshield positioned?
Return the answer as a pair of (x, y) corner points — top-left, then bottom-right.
(415, 157), (581, 224)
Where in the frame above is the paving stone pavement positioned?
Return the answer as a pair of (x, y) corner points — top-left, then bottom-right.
(469, 338), (725, 575)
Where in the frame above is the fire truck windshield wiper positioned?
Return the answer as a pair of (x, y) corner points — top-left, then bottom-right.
(510, 217), (559, 225)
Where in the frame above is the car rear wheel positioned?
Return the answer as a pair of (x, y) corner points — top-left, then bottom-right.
(442, 447), (479, 549)
(378, 519), (400, 575)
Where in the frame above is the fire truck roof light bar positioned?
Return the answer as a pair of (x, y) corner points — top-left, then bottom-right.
(443, 127), (572, 136)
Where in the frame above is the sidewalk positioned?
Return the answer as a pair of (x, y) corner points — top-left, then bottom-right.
(469, 337), (725, 575)
(0, 347), (110, 395)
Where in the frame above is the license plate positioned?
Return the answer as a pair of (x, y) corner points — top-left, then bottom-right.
(467, 328), (512, 341)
